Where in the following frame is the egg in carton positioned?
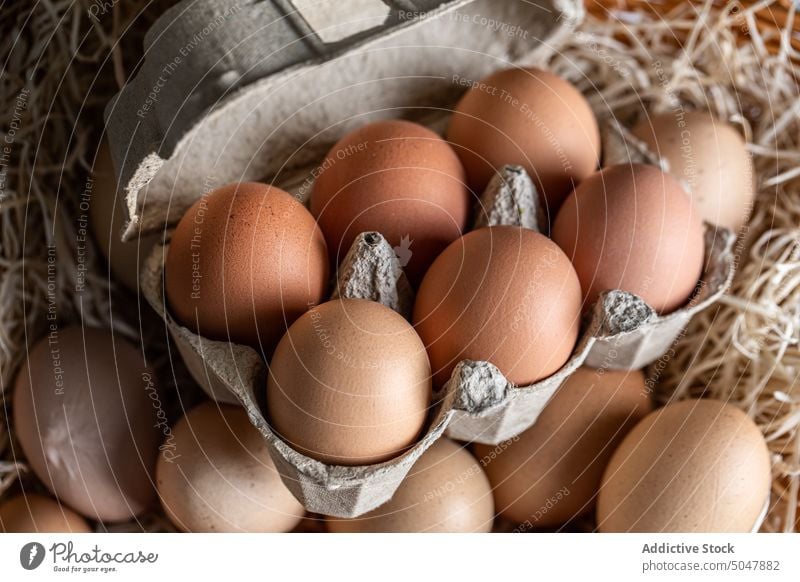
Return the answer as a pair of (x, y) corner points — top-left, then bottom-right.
(111, 0), (735, 518)
(104, 0), (580, 240)
(140, 162), (734, 518)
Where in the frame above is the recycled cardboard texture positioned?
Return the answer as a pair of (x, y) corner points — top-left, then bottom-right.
(141, 244), (263, 406)
(587, 119), (737, 370)
(106, 0), (580, 240)
(129, 0), (734, 516)
(140, 162), (734, 516)
(583, 225), (736, 370)
(330, 232), (414, 320)
(142, 231), (454, 517)
(473, 164), (543, 232)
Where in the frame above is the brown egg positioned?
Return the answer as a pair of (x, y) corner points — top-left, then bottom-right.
(446, 67), (600, 217)
(310, 120), (470, 285)
(552, 164), (705, 314)
(13, 326), (160, 522)
(267, 299), (431, 466)
(327, 439), (493, 532)
(413, 226), (581, 387)
(476, 368), (651, 528)
(796, 495), (800, 532)
(89, 139), (159, 292)
(633, 112), (754, 231)
(165, 182), (329, 353)
(156, 402), (304, 532)
(0, 493), (91, 533)
(597, 399), (771, 532)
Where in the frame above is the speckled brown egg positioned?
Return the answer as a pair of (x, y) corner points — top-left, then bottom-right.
(89, 139), (159, 292)
(446, 67), (600, 218)
(413, 225), (582, 387)
(552, 164), (705, 314)
(165, 182), (328, 353)
(476, 367), (651, 528)
(0, 493), (91, 533)
(633, 112), (754, 231)
(267, 299), (431, 466)
(13, 326), (160, 522)
(597, 399), (771, 532)
(156, 403), (304, 533)
(310, 120), (470, 285)
(327, 439), (493, 532)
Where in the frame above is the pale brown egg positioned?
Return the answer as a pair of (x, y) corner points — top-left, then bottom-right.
(795, 488), (800, 532)
(267, 299), (431, 466)
(597, 399), (771, 532)
(310, 120), (470, 285)
(165, 182), (329, 353)
(327, 439), (493, 532)
(552, 164), (705, 314)
(446, 67), (600, 218)
(0, 493), (91, 533)
(89, 139), (159, 292)
(413, 225), (581, 387)
(13, 326), (160, 522)
(156, 402), (304, 533)
(632, 112), (754, 231)
(476, 367), (651, 528)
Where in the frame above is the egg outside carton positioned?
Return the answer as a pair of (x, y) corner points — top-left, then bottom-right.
(140, 164), (735, 518)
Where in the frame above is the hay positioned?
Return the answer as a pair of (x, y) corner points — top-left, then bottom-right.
(551, 0), (799, 532)
(0, 0), (798, 532)
(0, 0), (181, 530)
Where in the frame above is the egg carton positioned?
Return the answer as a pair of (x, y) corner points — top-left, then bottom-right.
(121, 0), (736, 518)
(324, 165), (736, 444)
(117, 0), (583, 520)
(105, 0), (580, 239)
(140, 163), (734, 518)
(142, 232), (450, 517)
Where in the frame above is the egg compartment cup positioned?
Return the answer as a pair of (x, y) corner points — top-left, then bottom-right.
(431, 163), (735, 444)
(131, 0), (735, 516)
(141, 154), (735, 517)
(142, 231), (454, 517)
(139, 223), (597, 516)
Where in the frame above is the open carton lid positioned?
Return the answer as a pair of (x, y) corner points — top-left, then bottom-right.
(104, 0), (581, 240)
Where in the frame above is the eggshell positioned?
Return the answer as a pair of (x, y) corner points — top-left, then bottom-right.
(156, 402), (304, 533)
(446, 67), (600, 217)
(267, 298), (431, 465)
(632, 112), (754, 231)
(327, 439), (493, 532)
(165, 182), (328, 353)
(597, 399), (771, 532)
(310, 120), (470, 285)
(13, 326), (160, 522)
(475, 367), (651, 528)
(413, 225), (582, 387)
(89, 139), (159, 292)
(552, 164), (705, 314)
(0, 493), (91, 533)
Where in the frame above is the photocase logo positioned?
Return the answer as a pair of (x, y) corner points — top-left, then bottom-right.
(393, 235), (413, 267)
(20, 542), (46, 570)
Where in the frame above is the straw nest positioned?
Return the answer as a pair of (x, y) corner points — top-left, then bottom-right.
(0, 0), (798, 532)
(571, 0), (800, 533)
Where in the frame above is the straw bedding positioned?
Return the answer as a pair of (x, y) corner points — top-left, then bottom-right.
(0, 0), (797, 532)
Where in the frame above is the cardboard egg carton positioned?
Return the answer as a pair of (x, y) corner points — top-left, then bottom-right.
(105, 0), (579, 239)
(417, 165), (734, 442)
(140, 163), (734, 517)
(113, 0), (586, 518)
(141, 230), (453, 517)
(120, 0), (734, 517)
